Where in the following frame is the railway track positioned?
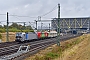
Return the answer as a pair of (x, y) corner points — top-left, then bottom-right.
(0, 41), (19, 48)
(0, 38), (56, 60)
(0, 34), (82, 60)
(0, 38), (56, 56)
(0, 33), (80, 48)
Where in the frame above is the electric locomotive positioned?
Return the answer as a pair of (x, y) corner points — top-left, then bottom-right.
(15, 32), (38, 42)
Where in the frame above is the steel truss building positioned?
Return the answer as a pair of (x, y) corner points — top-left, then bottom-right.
(51, 17), (90, 30)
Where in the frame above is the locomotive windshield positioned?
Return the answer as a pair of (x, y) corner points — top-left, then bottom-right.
(16, 33), (24, 38)
(16, 33), (22, 36)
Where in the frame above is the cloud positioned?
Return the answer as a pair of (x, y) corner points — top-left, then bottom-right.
(61, 0), (90, 17)
(0, 0), (90, 26)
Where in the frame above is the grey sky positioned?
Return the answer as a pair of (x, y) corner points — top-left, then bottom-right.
(0, 0), (90, 27)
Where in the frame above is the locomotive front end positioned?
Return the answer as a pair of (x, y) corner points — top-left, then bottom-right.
(15, 32), (25, 42)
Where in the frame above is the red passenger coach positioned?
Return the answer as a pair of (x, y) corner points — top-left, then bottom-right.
(44, 32), (48, 38)
(37, 32), (41, 39)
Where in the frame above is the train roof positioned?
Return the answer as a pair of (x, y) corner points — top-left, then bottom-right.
(16, 32), (25, 34)
(47, 31), (57, 33)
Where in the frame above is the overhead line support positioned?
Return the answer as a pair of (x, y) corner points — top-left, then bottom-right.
(57, 3), (60, 46)
(6, 12), (9, 42)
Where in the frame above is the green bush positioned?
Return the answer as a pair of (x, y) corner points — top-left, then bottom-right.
(0, 34), (2, 39)
(7, 28), (34, 32)
(22, 30), (34, 32)
(9, 28), (18, 32)
(0, 28), (5, 33)
(44, 52), (59, 59)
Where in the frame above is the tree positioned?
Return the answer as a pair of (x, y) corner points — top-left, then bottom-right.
(4, 25), (7, 28)
(0, 25), (3, 28)
(10, 23), (18, 28)
(26, 25), (33, 30)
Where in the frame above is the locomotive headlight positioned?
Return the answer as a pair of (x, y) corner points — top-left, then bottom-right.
(17, 38), (19, 39)
(20, 38), (22, 40)
(20, 37), (23, 41)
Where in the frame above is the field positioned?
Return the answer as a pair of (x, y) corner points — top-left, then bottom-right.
(0, 32), (16, 42)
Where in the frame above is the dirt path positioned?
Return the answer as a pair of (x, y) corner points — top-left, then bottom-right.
(56, 34), (90, 60)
